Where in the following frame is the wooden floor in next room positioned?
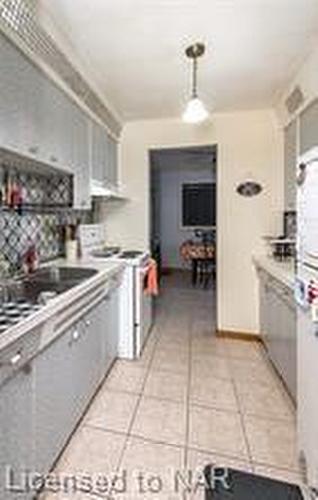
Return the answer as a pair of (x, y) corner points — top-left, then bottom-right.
(41, 271), (301, 500)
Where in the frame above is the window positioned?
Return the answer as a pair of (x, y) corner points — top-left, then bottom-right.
(182, 183), (216, 228)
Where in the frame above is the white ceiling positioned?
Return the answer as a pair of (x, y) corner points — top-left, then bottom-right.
(41, 0), (318, 121)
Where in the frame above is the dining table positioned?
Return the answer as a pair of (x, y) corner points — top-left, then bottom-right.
(180, 240), (216, 286)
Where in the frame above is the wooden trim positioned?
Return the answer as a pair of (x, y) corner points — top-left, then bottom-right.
(216, 329), (262, 343)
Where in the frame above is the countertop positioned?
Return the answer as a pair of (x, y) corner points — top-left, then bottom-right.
(0, 258), (125, 353)
(253, 254), (295, 291)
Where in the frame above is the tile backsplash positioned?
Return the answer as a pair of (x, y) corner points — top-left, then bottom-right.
(0, 163), (92, 272)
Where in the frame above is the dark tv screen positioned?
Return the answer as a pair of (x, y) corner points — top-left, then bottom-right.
(182, 183), (216, 228)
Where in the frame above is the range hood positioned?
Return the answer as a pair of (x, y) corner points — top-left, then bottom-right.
(90, 179), (126, 200)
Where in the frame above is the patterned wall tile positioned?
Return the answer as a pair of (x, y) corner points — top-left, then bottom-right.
(0, 165), (92, 272)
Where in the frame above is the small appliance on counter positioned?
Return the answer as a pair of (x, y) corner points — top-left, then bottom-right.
(264, 236), (296, 261)
(263, 211), (296, 261)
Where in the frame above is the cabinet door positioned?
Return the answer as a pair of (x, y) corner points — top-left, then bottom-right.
(259, 277), (268, 338)
(300, 98), (318, 156)
(284, 120), (297, 211)
(0, 33), (28, 154)
(108, 136), (118, 188)
(34, 326), (81, 475)
(69, 103), (90, 209)
(74, 309), (103, 408)
(91, 121), (108, 184)
(0, 368), (34, 500)
(96, 291), (118, 377)
(278, 293), (297, 400)
(265, 284), (281, 369)
(108, 288), (119, 362)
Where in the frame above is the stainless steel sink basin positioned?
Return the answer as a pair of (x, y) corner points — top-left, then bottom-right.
(27, 266), (98, 283)
(3, 266), (98, 304)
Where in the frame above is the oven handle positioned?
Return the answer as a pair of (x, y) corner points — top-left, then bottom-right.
(139, 264), (151, 277)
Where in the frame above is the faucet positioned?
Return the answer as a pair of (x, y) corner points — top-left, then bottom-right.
(22, 244), (39, 275)
(0, 283), (9, 303)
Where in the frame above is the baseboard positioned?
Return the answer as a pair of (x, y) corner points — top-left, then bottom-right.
(216, 329), (262, 342)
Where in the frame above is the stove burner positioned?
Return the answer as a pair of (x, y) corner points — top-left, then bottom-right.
(92, 249), (120, 258)
(119, 251), (143, 259)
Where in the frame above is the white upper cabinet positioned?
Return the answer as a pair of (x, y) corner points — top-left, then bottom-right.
(0, 33), (121, 207)
(108, 134), (118, 188)
(90, 119), (119, 192)
(0, 33), (91, 208)
(284, 120), (297, 211)
(0, 33), (38, 155)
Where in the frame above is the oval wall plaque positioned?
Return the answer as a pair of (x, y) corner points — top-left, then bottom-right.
(236, 181), (263, 197)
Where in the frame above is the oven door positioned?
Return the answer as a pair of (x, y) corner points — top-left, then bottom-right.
(134, 264), (153, 357)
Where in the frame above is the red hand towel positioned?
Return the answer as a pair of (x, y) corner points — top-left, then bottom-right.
(146, 258), (159, 296)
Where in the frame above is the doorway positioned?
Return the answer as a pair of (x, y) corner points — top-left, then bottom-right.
(149, 145), (217, 327)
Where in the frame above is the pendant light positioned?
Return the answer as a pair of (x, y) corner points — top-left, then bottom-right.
(182, 42), (209, 124)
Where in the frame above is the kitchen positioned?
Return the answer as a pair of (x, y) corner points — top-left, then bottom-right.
(1, 1), (318, 499)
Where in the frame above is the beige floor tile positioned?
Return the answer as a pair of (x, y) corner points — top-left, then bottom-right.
(144, 369), (188, 403)
(156, 336), (190, 353)
(137, 341), (157, 368)
(55, 426), (126, 495)
(131, 396), (187, 446)
(191, 355), (231, 381)
(190, 320), (217, 339)
(105, 360), (147, 394)
(119, 436), (185, 499)
(84, 387), (139, 433)
(235, 380), (295, 420)
(152, 348), (189, 375)
(186, 449), (253, 499)
(224, 339), (264, 361)
(244, 416), (298, 470)
(253, 465), (303, 486)
(191, 337), (227, 358)
(159, 327), (190, 342)
(190, 376), (238, 412)
(188, 405), (248, 459)
(229, 358), (278, 387)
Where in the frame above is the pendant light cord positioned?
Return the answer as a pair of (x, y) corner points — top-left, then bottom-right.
(192, 57), (198, 98)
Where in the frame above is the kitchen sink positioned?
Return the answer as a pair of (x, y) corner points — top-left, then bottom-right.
(2, 266), (98, 304)
(26, 266), (98, 283)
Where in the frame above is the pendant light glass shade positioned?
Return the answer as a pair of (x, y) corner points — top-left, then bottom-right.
(183, 96), (208, 123)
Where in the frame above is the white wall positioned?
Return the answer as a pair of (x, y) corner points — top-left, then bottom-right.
(157, 165), (214, 269)
(103, 110), (284, 334)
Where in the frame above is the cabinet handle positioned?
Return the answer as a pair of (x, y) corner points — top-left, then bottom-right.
(0, 351), (22, 368)
(72, 329), (80, 342)
(10, 352), (22, 365)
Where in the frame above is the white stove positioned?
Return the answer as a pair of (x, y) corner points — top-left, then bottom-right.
(79, 225), (153, 358)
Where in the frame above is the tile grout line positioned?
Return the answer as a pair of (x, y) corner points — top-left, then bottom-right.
(184, 315), (195, 473)
(230, 362), (255, 471)
(114, 318), (162, 475)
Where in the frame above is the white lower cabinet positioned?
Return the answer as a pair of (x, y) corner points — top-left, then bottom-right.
(0, 366), (34, 500)
(33, 325), (81, 476)
(33, 285), (119, 477)
(258, 269), (297, 401)
(100, 288), (119, 376)
(0, 282), (120, 499)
